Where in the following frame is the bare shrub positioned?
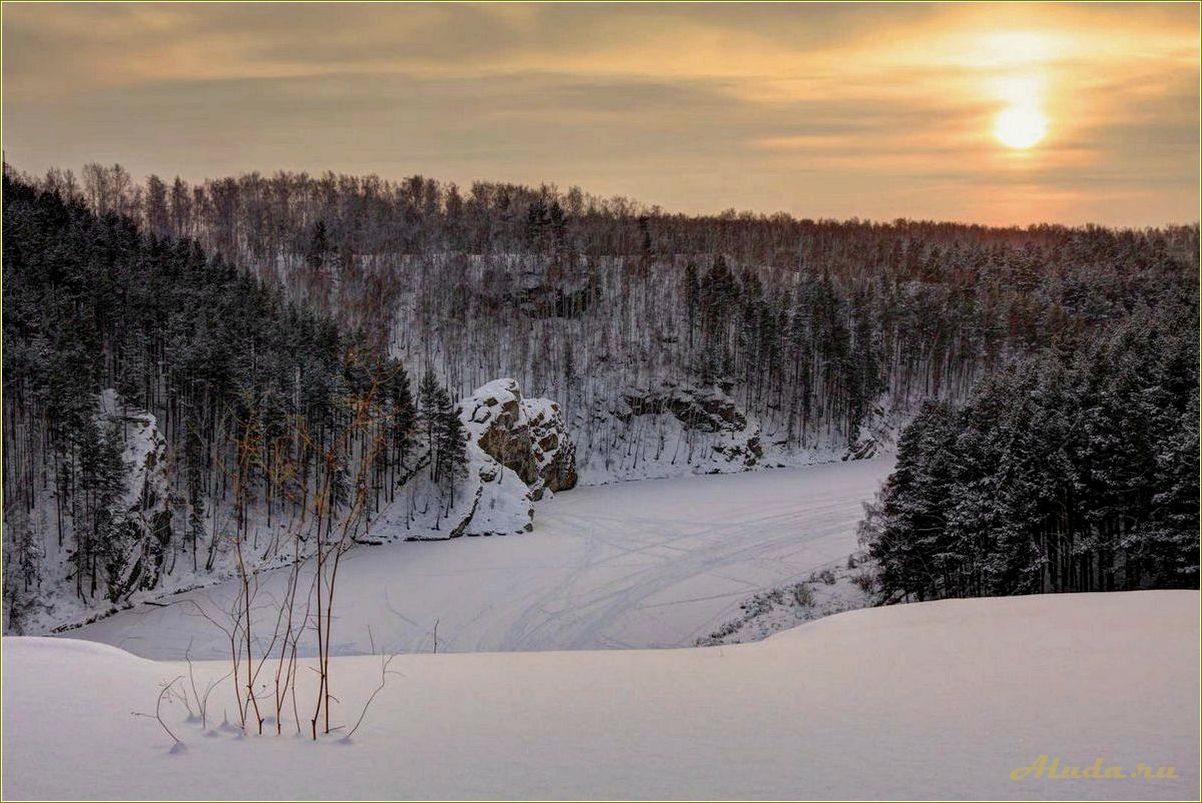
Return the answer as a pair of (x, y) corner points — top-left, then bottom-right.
(852, 569), (875, 594)
(792, 582), (815, 607)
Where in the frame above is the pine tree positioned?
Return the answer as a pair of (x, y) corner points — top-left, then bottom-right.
(862, 301), (1200, 601)
(435, 390), (468, 509)
(418, 367), (442, 470)
(384, 359), (417, 498)
(88, 421), (130, 602)
(184, 422), (206, 572)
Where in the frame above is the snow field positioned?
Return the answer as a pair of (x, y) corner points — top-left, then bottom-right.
(3, 590), (1197, 800)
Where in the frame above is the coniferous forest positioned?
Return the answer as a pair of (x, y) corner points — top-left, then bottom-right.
(2, 162), (1198, 631)
(1, 171), (457, 630)
(861, 303), (1198, 600)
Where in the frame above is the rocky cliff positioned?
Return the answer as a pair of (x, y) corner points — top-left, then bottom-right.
(98, 390), (173, 602)
(406, 379), (576, 540)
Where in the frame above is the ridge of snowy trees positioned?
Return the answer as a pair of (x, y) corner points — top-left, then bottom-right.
(13, 162), (1198, 476)
(860, 302), (1199, 600)
(1, 173), (469, 631)
(3, 162), (1199, 630)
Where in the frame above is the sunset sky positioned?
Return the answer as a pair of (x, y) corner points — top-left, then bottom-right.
(2, 2), (1198, 226)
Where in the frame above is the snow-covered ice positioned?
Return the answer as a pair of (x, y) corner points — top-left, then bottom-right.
(3, 591), (1197, 800)
(65, 458), (895, 659)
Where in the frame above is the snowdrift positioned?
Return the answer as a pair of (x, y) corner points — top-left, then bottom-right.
(3, 591), (1197, 800)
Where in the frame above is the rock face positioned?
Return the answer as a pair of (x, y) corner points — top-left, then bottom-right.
(620, 383), (763, 469)
(98, 390), (172, 601)
(578, 382), (765, 483)
(461, 379), (577, 500)
(621, 384), (749, 434)
(407, 379), (576, 540)
(526, 398), (578, 494)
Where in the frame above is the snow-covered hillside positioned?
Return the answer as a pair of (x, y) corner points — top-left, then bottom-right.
(66, 458), (893, 658)
(4, 591), (1197, 800)
(6, 377), (581, 636)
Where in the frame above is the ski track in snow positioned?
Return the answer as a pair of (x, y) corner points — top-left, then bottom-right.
(68, 458), (894, 660)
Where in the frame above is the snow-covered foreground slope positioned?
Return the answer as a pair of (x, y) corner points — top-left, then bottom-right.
(4, 591), (1197, 800)
(68, 458), (893, 659)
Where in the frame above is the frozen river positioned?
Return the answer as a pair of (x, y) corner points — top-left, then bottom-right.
(70, 458), (894, 659)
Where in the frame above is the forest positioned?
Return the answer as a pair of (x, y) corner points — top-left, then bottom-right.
(860, 302), (1199, 600)
(21, 165), (1201, 470)
(2, 161), (1198, 630)
(1, 172), (469, 631)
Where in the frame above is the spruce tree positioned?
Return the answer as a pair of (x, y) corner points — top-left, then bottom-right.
(435, 389), (468, 509)
(418, 367), (442, 471)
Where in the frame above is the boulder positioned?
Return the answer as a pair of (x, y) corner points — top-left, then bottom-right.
(461, 379), (577, 500)
(406, 379), (576, 540)
(523, 396), (578, 495)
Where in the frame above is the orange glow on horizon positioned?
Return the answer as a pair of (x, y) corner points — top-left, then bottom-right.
(0, 2), (1196, 227)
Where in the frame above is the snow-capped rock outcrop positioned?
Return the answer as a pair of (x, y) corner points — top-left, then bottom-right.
(524, 396), (579, 495)
(406, 379), (576, 540)
(461, 379), (577, 500)
(620, 384), (763, 469)
(98, 390), (173, 601)
(578, 382), (766, 483)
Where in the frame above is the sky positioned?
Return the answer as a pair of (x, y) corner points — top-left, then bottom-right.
(2, 2), (1198, 227)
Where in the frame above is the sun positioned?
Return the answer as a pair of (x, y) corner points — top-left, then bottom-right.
(994, 105), (1048, 150)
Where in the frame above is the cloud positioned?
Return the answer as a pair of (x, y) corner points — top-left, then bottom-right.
(2, 1), (1196, 226)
